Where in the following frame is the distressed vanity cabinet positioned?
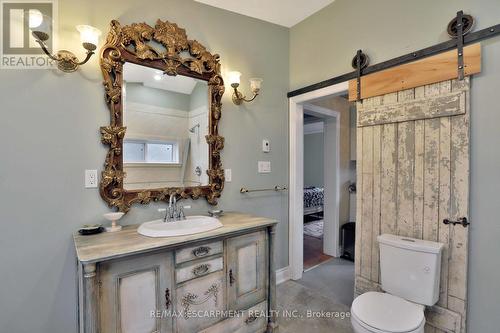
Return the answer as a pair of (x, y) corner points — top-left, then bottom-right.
(74, 213), (278, 333)
(99, 252), (174, 333)
(227, 231), (268, 311)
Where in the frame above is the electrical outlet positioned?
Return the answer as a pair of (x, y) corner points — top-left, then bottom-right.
(85, 169), (98, 188)
(225, 169), (232, 182)
(258, 161), (271, 173)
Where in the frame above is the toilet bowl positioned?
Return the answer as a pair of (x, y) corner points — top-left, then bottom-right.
(351, 292), (425, 333)
(350, 234), (444, 333)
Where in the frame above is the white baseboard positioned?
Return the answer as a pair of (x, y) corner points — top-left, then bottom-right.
(276, 266), (291, 285)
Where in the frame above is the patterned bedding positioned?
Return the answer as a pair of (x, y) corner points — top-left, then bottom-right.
(304, 187), (324, 208)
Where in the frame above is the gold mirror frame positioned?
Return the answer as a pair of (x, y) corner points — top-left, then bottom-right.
(99, 19), (225, 212)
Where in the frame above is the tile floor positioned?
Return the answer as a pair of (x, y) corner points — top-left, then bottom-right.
(276, 259), (355, 333)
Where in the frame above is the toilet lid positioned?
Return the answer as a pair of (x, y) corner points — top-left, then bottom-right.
(351, 292), (424, 333)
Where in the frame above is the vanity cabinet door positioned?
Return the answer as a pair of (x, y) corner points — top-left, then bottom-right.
(227, 231), (268, 311)
(99, 252), (174, 333)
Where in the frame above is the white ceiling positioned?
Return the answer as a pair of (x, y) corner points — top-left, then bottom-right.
(194, 0), (335, 27)
(123, 63), (201, 95)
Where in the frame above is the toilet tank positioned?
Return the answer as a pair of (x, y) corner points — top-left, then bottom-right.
(378, 234), (444, 306)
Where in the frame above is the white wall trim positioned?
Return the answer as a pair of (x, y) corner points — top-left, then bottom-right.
(276, 266), (291, 285)
(288, 81), (349, 280)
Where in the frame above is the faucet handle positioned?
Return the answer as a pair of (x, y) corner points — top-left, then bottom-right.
(178, 206), (185, 220)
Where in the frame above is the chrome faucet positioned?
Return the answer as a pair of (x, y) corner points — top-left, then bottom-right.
(164, 194), (186, 222)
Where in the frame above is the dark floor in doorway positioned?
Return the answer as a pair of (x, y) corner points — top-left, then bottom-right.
(303, 234), (333, 270)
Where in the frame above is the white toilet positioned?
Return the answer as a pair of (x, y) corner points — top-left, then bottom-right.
(351, 234), (444, 333)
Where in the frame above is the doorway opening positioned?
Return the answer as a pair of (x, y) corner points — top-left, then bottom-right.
(302, 107), (337, 271)
(289, 81), (357, 305)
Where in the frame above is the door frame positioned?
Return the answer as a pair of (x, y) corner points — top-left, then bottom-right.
(288, 81), (349, 280)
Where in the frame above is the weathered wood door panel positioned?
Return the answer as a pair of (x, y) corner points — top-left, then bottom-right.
(354, 79), (470, 333)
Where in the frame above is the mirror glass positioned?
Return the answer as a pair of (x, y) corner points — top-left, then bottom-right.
(122, 62), (209, 190)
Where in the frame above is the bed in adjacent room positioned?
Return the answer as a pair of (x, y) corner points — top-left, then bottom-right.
(304, 186), (324, 216)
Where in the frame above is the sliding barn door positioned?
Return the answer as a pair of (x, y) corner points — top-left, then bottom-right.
(354, 79), (470, 333)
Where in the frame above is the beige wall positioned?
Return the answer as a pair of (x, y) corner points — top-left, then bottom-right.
(291, 1), (500, 331)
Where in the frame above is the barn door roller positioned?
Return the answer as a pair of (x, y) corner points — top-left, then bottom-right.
(448, 11), (475, 80)
(351, 50), (369, 101)
(288, 9), (499, 98)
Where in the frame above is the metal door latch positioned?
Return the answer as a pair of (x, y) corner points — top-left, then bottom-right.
(443, 217), (469, 227)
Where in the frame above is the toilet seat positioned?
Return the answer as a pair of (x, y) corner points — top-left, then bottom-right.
(351, 292), (425, 333)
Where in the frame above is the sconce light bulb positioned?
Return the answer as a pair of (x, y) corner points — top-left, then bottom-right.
(29, 9), (43, 29)
(76, 25), (102, 47)
(228, 71), (242, 86)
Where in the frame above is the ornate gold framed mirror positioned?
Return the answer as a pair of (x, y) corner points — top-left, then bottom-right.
(99, 19), (225, 212)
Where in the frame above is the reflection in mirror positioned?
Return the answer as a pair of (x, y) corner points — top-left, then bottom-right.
(122, 62), (209, 190)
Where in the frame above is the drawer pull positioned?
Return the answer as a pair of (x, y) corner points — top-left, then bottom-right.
(192, 246), (211, 257)
(165, 288), (171, 309)
(229, 269), (236, 286)
(245, 314), (258, 324)
(192, 264), (211, 277)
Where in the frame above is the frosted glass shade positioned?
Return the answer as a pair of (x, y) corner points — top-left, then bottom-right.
(228, 71), (241, 85)
(249, 78), (263, 93)
(76, 25), (101, 46)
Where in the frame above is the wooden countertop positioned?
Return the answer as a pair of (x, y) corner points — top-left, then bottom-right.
(74, 212), (278, 264)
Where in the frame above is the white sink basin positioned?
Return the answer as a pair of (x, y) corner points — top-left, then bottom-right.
(138, 215), (223, 237)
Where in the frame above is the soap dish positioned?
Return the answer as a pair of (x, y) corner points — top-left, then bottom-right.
(78, 224), (104, 235)
(208, 209), (224, 218)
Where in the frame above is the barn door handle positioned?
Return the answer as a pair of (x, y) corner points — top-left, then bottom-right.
(443, 217), (469, 227)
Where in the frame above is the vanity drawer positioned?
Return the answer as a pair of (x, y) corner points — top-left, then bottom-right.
(175, 241), (223, 264)
(199, 301), (268, 333)
(175, 271), (226, 333)
(176, 256), (223, 284)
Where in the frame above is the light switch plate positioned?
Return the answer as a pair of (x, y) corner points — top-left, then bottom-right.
(258, 161), (271, 173)
(225, 169), (232, 182)
(262, 139), (270, 153)
(85, 169), (98, 188)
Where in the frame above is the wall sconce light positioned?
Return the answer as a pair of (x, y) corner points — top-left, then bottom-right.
(31, 20), (101, 73)
(228, 71), (263, 105)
